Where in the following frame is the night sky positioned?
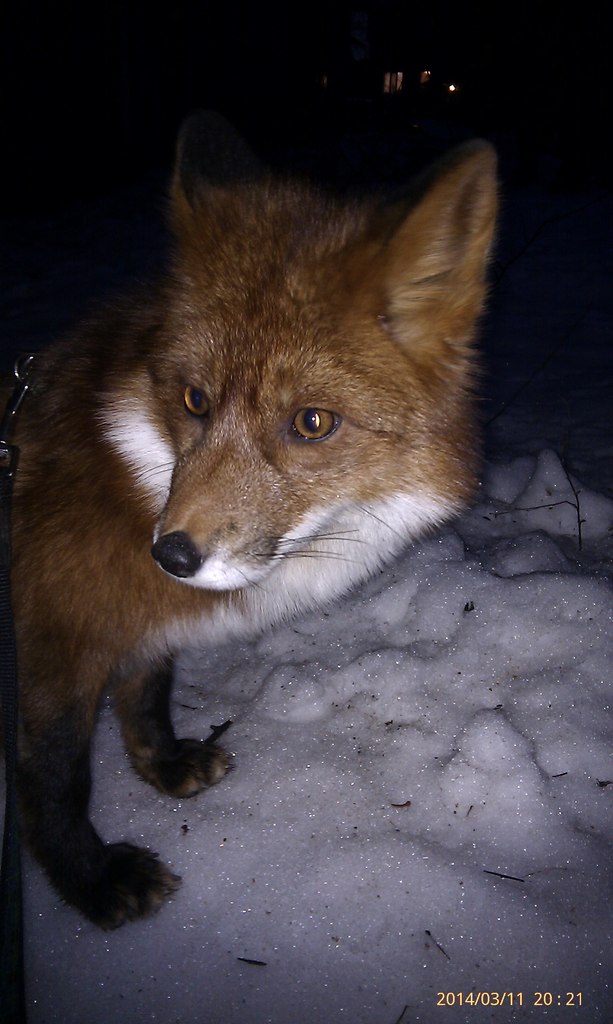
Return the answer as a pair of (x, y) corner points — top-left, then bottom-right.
(1, 1), (611, 212)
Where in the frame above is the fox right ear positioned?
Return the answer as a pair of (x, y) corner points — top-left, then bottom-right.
(374, 140), (498, 358)
(173, 111), (264, 208)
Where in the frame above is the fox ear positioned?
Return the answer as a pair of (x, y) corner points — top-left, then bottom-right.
(380, 141), (498, 354)
(172, 110), (264, 208)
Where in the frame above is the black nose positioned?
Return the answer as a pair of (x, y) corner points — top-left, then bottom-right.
(151, 531), (202, 578)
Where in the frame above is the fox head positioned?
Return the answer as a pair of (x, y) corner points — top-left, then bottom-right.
(103, 112), (497, 612)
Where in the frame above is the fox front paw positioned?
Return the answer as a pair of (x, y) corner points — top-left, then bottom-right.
(78, 843), (181, 929)
(134, 739), (230, 798)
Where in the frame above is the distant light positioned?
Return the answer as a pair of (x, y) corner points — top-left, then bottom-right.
(383, 71), (404, 95)
(420, 70), (431, 85)
(448, 82), (458, 93)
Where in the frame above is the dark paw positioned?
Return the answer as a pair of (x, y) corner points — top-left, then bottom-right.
(78, 843), (181, 929)
(135, 739), (230, 798)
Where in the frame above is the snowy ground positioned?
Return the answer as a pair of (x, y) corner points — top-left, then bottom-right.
(1, 158), (612, 1023)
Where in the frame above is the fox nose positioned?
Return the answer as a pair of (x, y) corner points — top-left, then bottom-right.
(151, 530), (203, 578)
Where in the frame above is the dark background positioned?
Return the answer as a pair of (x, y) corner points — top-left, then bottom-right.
(1, 0), (611, 211)
(1, 1), (611, 379)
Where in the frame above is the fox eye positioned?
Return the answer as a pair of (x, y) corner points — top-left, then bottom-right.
(184, 385), (208, 417)
(292, 407), (338, 441)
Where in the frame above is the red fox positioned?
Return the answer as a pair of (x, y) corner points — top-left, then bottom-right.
(7, 113), (497, 927)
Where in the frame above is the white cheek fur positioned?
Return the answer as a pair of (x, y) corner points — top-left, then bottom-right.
(159, 492), (455, 603)
(257, 492), (458, 616)
(100, 402), (174, 512)
(146, 491), (459, 657)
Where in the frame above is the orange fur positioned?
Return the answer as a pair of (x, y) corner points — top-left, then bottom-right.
(10, 113), (497, 926)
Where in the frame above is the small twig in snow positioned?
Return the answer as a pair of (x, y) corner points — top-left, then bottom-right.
(484, 869), (525, 882)
(490, 488), (585, 550)
(561, 459), (585, 550)
(425, 929), (450, 960)
(204, 719), (233, 745)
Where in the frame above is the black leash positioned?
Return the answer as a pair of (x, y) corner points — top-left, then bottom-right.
(1, 353), (33, 1024)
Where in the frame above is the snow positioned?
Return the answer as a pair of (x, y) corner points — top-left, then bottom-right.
(2, 169), (613, 1023)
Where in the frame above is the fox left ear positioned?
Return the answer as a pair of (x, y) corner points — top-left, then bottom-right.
(380, 141), (498, 354)
(172, 110), (264, 209)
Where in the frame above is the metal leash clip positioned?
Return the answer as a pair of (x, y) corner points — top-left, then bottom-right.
(0, 354), (34, 477)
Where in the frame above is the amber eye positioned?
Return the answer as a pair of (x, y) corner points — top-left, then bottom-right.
(292, 407), (338, 441)
(184, 385), (208, 417)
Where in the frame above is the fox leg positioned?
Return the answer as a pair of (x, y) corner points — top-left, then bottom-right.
(114, 659), (229, 798)
(18, 703), (180, 929)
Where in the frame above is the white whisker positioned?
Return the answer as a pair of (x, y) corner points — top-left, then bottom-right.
(357, 503), (405, 541)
